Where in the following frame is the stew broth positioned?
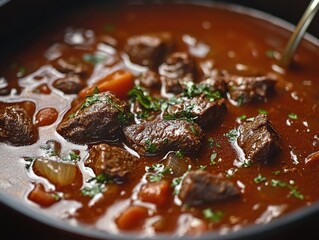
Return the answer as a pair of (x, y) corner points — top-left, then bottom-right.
(1, 1), (319, 237)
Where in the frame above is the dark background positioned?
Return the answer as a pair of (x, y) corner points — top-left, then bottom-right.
(0, 0), (318, 239)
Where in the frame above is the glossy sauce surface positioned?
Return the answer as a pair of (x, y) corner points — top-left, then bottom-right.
(1, 1), (319, 237)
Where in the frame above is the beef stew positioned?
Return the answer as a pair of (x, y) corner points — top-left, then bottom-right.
(1, 0), (319, 238)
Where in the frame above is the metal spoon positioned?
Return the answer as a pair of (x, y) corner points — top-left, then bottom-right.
(280, 0), (319, 67)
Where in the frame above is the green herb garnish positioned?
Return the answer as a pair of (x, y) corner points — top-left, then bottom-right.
(254, 174), (267, 184)
(83, 53), (106, 65)
(145, 163), (171, 182)
(224, 128), (239, 143)
(288, 113), (298, 120)
(203, 208), (223, 222)
(258, 108), (268, 115)
(210, 153), (217, 165)
(145, 139), (158, 154)
(182, 82), (221, 101)
(81, 172), (113, 197)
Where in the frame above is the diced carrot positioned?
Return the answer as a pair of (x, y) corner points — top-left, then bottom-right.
(28, 183), (60, 207)
(138, 180), (170, 207)
(35, 107), (58, 127)
(79, 69), (134, 99)
(116, 206), (148, 230)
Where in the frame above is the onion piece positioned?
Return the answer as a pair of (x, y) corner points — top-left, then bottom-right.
(33, 157), (77, 187)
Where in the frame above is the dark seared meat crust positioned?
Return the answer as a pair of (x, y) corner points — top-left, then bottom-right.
(85, 143), (139, 180)
(57, 92), (127, 144)
(179, 170), (240, 206)
(123, 119), (203, 156)
(0, 105), (38, 146)
(238, 114), (281, 164)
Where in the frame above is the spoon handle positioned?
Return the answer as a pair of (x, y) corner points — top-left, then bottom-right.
(280, 0), (319, 67)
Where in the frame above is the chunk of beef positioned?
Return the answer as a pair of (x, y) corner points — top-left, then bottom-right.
(124, 32), (174, 69)
(53, 57), (92, 79)
(178, 170), (240, 206)
(123, 119), (203, 156)
(0, 104), (38, 146)
(225, 74), (277, 105)
(57, 92), (128, 144)
(159, 52), (197, 94)
(165, 95), (226, 127)
(199, 77), (227, 95)
(237, 114), (281, 164)
(53, 74), (86, 94)
(85, 144), (139, 181)
(137, 71), (161, 89)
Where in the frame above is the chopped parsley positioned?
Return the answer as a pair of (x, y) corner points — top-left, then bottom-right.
(208, 137), (221, 148)
(254, 174), (267, 184)
(145, 139), (158, 154)
(198, 165), (207, 170)
(145, 163), (171, 182)
(258, 108), (268, 115)
(181, 81), (222, 101)
(203, 208), (223, 222)
(266, 49), (276, 58)
(210, 153), (217, 165)
(288, 113), (298, 120)
(128, 85), (160, 111)
(40, 142), (59, 157)
(83, 53), (106, 65)
(62, 151), (80, 162)
(224, 128), (239, 143)
(237, 114), (247, 122)
(128, 85), (160, 120)
(175, 150), (184, 158)
(254, 175), (304, 200)
(235, 95), (245, 106)
(81, 172), (113, 197)
(163, 105), (198, 123)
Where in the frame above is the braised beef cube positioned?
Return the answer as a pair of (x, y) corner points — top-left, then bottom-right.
(53, 57), (92, 79)
(159, 52), (197, 94)
(225, 74), (277, 105)
(85, 144), (139, 181)
(137, 71), (161, 89)
(53, 74), (86, 94)
(178, 170), (240, 206)
(199, 75), (228, 95)
(0, 104), (38, 146)
(57, 92), (128, 144)
(123, 119), (203, 156)
(165, 95), (226, 128)
(125, 32), (174, 69)
(237, 114), (281, 164)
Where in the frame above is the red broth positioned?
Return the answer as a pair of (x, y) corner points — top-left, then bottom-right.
(1, 1), (319, 237)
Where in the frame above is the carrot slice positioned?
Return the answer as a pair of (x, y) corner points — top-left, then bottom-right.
(138, 180), (170, 207)
(79, 69), (134, 99)
(116, 206), (148, 230)
(28, 183), (60, 207)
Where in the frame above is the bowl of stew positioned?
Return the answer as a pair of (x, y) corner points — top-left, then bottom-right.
(1, 0), (319, 239)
